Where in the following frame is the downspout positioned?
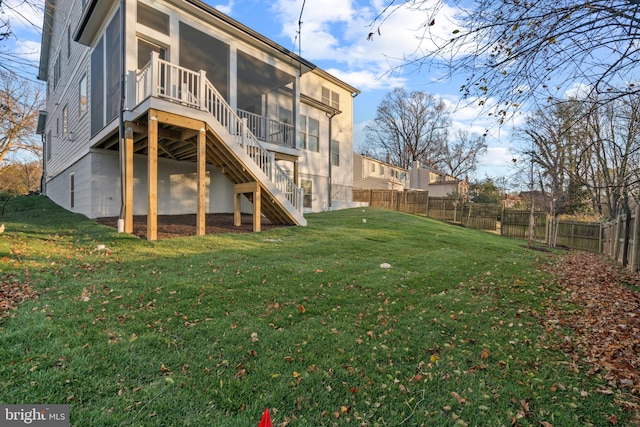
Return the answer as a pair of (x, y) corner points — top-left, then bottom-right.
(326, 110), (337, 211)
(41, 133), (47, 194)
(117, 0), (126, 232)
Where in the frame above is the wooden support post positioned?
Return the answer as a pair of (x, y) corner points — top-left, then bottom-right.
(196, 127), (206, 236)
(234, 182), (261, 232)
(234, 192), (242, 227)
(124, 126), (134, 233)
(253, 185), (261, 232)
(147, 114), (158, 241)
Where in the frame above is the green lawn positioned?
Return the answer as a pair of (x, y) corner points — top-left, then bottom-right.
(0, 196), (629, 426)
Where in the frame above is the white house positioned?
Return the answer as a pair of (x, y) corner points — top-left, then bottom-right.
(352, 155), (468, 200)
(352, 153), (407, 191)
(37, 0), (359, 239)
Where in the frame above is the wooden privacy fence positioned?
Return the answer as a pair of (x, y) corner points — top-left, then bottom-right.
(353, 190), (498, 230)
(601, 207), (640, 271)
(426, 197), (460, 221)
(554, 220), (602, 252)
(462, 204), (500, 231)
(354, 189), (640, 271)
(352, 189), (429, 214)
(501, 210), (549, 243)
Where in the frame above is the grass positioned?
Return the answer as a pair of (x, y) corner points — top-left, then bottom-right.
(0, 195), (630, 426)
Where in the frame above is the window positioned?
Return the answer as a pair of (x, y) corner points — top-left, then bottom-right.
(91, 11), (121, 137)
(307, 118), (319, 152)
(90, 38), (104, 136)
(70, 173), (75, 209)
(67, 26), (71, 59)
(62, 106), (68, 137)
(380, 166), (385, 175)
(370, 162), (375, 173)
(180, 22), (229, 101)
(137, 38), (166, 69)
(53, 52), (60, 88)
(79, 75), (88, 115)
(298, 115), (307, 149)
(105, 11), (121, 123)
(137, 2), (170, 35)
(301, 179), (312, 208)
(331, 140), (339, 166)
(279, 106), (292, 124)
(322, 87), (339, 110)
(46, 131), (51, 161)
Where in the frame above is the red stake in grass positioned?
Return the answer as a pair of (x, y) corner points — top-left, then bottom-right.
(258, 408), (272, 427)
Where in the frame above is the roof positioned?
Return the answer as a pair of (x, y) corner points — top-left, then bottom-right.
(37, 0), (55, 81)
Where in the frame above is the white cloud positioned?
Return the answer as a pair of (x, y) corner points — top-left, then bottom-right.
(270, 0), (463, 89)
(2, 0), (44, 35)
(325, 67), (406, 91)
(214, 1), (235, 14)
(13, 39), (41, 63)
(564, 82), (592, 99)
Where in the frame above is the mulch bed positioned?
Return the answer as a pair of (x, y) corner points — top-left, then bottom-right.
(95, 213), (289, 240)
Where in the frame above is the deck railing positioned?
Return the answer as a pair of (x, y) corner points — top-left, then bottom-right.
(237, 110), (295, 148)
(129, 52), (303, 212)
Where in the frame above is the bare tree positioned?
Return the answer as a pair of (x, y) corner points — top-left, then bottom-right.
(0, 70), (43, 164)
(0, 0), (45, 76)
(0, 160), (41, 195)
(369, 1), (640, 115)
(519, 94), (640, 221)
(365, 88), (450, 169)
(435, 129), (487, 178)
(583, 95), (640, 219)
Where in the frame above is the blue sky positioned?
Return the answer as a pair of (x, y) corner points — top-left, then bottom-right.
(4, 0), (521, 180)
(209, 0), (522, 180)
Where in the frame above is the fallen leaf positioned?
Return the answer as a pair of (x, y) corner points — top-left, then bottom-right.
(451, 391), (467, 404)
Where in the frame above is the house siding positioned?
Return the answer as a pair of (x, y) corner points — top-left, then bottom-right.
(45, 154), (92, 214)
(41, 0), (358, 220)
(44, 1), (110, 182)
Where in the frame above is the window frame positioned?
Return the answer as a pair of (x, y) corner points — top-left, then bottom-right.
(301, 179), (313, 209)
(62, 105), (68, 137)
(307, 117), (320, 152)
(322, 87), (339, 110)
(79, 74), (88, 116)
(70, 172), (75, 209)
(331, 139), (340, 167)
(298, 115), (307, 150)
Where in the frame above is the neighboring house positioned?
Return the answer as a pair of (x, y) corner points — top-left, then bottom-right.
(37, 0), (359, 239)
(407, 161), (468, 200)
(352, 153), (408, 191)
(503, 193), (521, 208)
(352, 156), (468, 199)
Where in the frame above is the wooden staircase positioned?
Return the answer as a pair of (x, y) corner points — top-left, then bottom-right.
(125, 54), (306, 228)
